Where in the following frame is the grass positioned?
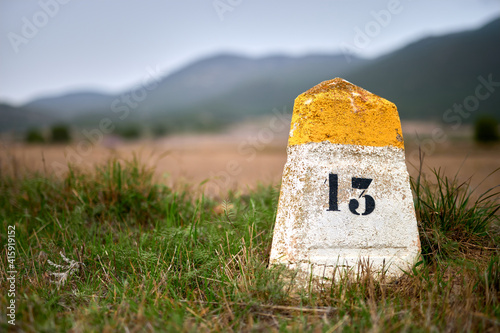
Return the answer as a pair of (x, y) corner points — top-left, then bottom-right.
(412, 152), (500, 263)
(1, 158), (499, 332)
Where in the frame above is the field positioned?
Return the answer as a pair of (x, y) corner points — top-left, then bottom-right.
(1, 121), (499, 332)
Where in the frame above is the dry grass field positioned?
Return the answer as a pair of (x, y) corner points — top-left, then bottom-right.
(1, 121), (499, 197)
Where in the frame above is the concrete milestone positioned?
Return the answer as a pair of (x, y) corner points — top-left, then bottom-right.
(270, 78), (420, 281)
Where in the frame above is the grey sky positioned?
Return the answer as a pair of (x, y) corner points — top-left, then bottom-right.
(1, 0), (499, 105)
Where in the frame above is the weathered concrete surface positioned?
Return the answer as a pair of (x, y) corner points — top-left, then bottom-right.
(288, 78), (404, 149)
(270, 78), (420, 281)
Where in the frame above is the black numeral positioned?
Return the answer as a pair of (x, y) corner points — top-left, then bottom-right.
(348, 177), (375, 215)
(327, 173), (340, 211)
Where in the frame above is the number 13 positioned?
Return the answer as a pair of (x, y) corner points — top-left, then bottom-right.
(327, 173), (375, 216)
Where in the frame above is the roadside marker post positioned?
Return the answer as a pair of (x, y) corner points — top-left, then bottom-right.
(269, 78), (420, 281)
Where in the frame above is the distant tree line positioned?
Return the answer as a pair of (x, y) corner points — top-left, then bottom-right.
(25, 124), (72, 144)
(22, 116), (499, 145)
(24, 122), (172, 144)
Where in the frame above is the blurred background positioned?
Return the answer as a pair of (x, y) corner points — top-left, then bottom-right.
(1, 0), (499, 194)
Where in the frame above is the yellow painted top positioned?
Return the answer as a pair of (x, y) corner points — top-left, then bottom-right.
(289, 78), (405, 149)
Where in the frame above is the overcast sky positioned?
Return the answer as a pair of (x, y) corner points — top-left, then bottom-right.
(1, 0), (499, 105)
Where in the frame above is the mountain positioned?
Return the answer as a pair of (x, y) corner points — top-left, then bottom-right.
(129, 16), (500, 128)
(2, 16), (500, 133)
(343, 17), (500, 121)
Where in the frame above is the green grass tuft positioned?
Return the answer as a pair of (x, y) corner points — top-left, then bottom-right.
(411, 154), (499, 262)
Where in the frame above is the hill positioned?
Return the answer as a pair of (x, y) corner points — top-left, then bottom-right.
(145, 54), (367, 129)
(24, 91), (115, 120)
(0, 103), (55, 132)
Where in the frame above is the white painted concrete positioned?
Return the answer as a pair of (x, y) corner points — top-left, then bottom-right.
(270, 141), (421, 281)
